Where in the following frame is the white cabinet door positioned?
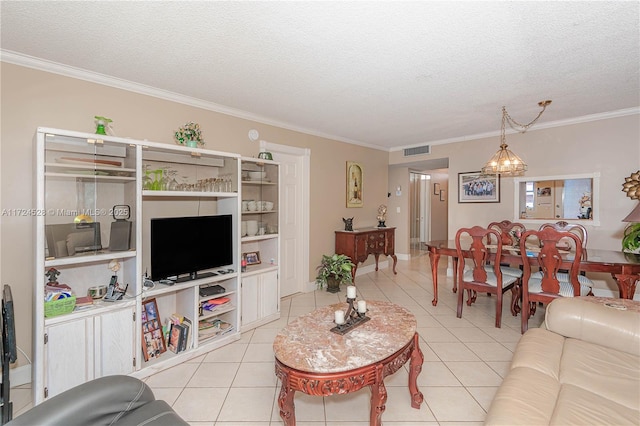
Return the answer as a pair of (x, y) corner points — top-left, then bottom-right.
(241, 271), (279, 330)
(241, 275), (260, 327)
(44, 317), (93, 399)
(260, 270), (279, 318)
(95, 306), (135, 377)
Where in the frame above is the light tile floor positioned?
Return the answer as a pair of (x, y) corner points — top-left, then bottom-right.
(11, 251), (544, 425)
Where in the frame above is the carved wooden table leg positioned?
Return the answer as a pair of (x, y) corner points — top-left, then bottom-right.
(428, 250), (440, 306)
(374, 253), (380, 271)
(275, 364), (296, 425)
(452, 257), (458, 293)
(612, 273), (639, 299)
(408, 333), (424, 408)
(369, 364), (387, 426)
(390, 254), (398, 274)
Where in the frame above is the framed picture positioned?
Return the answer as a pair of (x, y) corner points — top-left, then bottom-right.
(439, 189), (446, 202)
(433, 182), (441, 195)
(141, 298), (166, 361)
(458, 171), (500, 203)
(346, 161), (363, 208)
(244, 251), (261, 265)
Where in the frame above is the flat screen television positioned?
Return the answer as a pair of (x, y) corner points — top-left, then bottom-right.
(150, 215), (233, 281)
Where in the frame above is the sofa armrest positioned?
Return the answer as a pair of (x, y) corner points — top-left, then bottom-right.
(7, 375), (187, 426)
(544, 297), (640, 356)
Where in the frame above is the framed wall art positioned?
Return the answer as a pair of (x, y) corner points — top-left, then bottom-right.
(346, 161), (363, 208)
(433, 182), (441, 195)
(458, 171), (500, 203)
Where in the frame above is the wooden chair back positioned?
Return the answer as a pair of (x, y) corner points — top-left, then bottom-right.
(539, 221), (588, 248)
(519, 227), (584, 297)
(488, 220), (526, 246)
(455, 226), (504, 285)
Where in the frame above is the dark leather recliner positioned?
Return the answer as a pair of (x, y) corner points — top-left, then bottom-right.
(6, 375), (188, 426)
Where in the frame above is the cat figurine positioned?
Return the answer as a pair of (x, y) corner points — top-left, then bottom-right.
(342, 217), (354, 231)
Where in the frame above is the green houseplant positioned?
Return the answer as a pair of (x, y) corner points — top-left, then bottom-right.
(174, 121), (204, 147)
(622, 223), (640, 253)
(315, 254), (355, 293)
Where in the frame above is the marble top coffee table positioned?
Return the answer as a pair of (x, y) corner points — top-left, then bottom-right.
(273, 300), (424, 425)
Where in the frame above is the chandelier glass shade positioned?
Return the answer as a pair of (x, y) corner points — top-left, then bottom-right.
(481, 101), (551, 176)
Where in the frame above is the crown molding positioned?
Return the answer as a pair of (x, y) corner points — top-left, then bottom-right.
(390, 107), (640, 152)
(3, 50), (637, 154)
(0, 50), (389, 152)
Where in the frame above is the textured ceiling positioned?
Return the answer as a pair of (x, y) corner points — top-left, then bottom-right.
(1, 1), (639, 151)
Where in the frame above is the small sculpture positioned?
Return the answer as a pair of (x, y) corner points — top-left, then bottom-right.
(45, 268), (60, 284)
(377, 204), (387, 228)
(343, 217), (354, 231)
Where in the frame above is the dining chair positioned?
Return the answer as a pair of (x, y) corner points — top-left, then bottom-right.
(518, 227), (593, 333)
(539, 220), (588, 248)
(539, 220), (590, 278)
(488, 220), (527, 246)
(487, 220), (526, 279)
(455, 226), (518, 328)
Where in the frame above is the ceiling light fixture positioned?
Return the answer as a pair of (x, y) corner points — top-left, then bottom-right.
(481, 100), (552, 176)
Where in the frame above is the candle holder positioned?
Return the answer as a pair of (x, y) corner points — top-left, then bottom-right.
(330, 296), (370, 335)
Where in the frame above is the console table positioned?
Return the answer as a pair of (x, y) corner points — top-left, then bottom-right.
(273, 300), (424, 425)
(335, 227), (398, 280)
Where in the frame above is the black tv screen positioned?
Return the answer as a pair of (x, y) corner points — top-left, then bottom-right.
(150, 215), (233, 281)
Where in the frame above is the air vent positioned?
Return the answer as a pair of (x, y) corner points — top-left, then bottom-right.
(404, 145), (430, 156)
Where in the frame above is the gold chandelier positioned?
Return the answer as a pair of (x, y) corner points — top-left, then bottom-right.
(481, 100), (552, 176)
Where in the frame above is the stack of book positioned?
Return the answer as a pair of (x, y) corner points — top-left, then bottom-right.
(201, 296), (231, 313)
(167, 314), (192, 354)
(198, 318), (234, 340)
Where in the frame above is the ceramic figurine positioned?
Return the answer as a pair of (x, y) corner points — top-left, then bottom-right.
(343, 217), (354, 231)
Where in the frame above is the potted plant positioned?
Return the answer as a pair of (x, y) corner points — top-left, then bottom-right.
(622, 223), (640, 253)
(315, 253), (355, 293)
(174, 121), (204, 148)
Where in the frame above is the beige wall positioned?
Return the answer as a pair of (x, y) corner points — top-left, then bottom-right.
(0, 63), (389, 367)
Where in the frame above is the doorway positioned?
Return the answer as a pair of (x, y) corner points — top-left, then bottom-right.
(409, 172), (431, 254)
(261, 141), (310, 297)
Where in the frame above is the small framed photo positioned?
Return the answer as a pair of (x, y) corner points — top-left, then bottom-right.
(433, 182), (441, 195)
(141, 298), (166, 361)
(346, 161), (363, 208)
(243, 251), (261, 265)
(439, 189), (446, 202)
(458, 171), (500, 203)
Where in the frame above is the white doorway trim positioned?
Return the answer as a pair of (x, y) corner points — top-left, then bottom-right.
(260, 140), (311, 294)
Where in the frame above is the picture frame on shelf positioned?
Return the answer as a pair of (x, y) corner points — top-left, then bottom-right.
(244, 251), (261, 265)
(346, 161), (363, 208)
(141, 298), (166, 361)
(458, 171), (500, 203)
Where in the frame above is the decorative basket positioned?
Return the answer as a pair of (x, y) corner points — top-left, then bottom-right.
(44, 296), (76, 318)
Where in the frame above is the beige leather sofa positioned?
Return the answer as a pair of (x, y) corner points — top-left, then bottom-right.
(485, 297), (640, 425)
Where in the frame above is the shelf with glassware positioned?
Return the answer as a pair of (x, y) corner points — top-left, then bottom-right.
(239, 158), (280, 331)
(34, 127), (142, 404)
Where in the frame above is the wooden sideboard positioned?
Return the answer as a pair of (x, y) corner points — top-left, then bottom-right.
(335, 227), (398, 281)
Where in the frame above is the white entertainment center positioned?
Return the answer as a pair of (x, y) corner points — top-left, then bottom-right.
(33, 127), (280, 404)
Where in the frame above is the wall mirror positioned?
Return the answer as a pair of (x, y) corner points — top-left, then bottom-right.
(513, 173), (600, 226)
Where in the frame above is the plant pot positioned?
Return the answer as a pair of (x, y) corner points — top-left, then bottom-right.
(186, 140), (198, 148)
(326, 276), (341, 293)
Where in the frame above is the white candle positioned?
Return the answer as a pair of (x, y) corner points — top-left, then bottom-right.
(357, 300), (367, 313)
(334, 310), (345, 325)
(346, 285), (356, 299)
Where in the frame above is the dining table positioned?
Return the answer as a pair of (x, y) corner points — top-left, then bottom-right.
(424, 239), (640, 306)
